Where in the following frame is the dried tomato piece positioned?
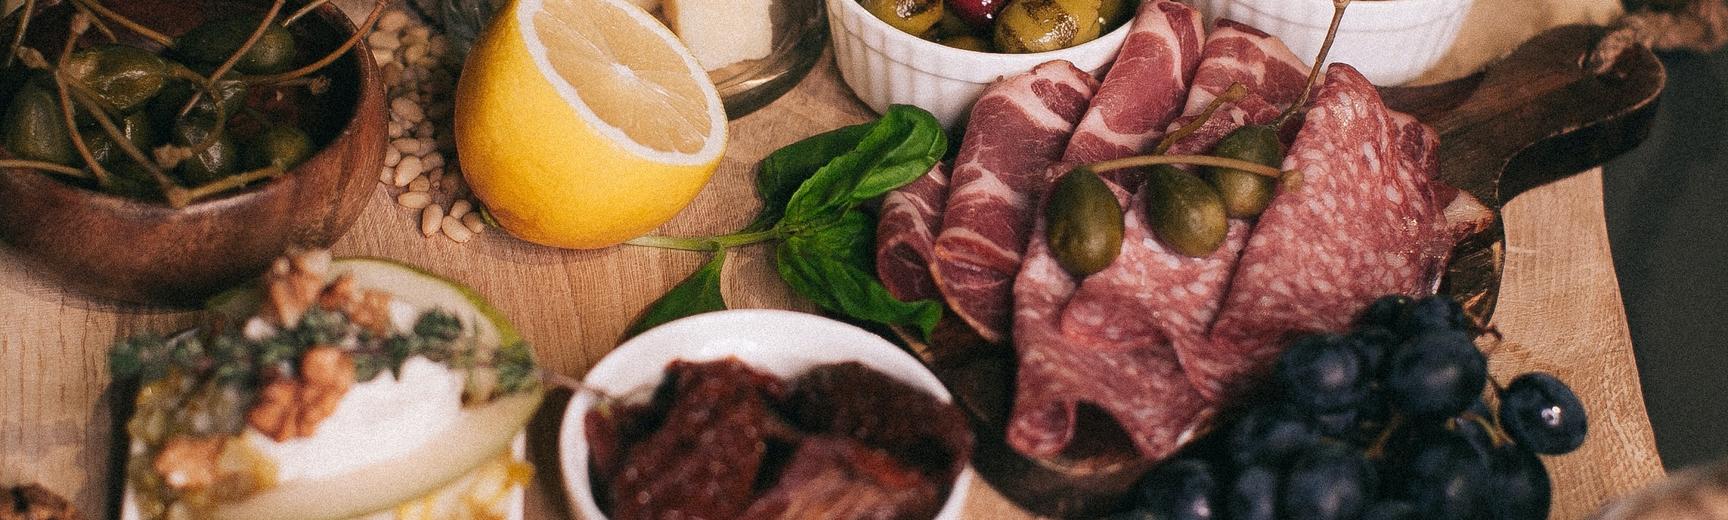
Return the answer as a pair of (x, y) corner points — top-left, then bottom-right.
(783, 362), (974, 480)
(742, 435), (941, 520)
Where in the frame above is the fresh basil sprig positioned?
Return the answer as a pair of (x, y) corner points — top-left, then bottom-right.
(623, 105), (947, 339)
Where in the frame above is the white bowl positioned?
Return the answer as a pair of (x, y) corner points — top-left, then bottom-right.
(1187, 0), (1474, 85)
(826, 0), (1132, 129)
(559, 309), (975, 520)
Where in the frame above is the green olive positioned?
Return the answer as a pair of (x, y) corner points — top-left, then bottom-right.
(243, 125), (314, 171)
(176, 17), (298, 75)
(63, 44), (170, 113)
(861, 0), (945, 36)
(939, 34), (992, 52)
(1045, 166), (1124, 276)
(81, 111), (158, 167)
(2, 78), (77, 166)
(993, 0), (1103, 54)
(936, 8), (974, 36)
(171, 115), (237, 184)
(1145, 164), (1228, 257)
(1203, 124), (1284, 218)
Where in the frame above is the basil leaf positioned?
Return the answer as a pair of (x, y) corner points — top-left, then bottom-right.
(754, 123), (874, 225)
(775, 211), (942, 339)
(624, 252), (728, 339)
(779, 105), (945, 230)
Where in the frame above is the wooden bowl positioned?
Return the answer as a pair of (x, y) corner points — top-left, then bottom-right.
(0, 0), (385, 306)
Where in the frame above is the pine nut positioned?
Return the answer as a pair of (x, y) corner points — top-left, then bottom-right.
(442, 215), (474, 243)
(448, 199), (472, 219)
(397, 191), (431, 209)
(420, 204), (444, 237)
(462, 212), (485, 233)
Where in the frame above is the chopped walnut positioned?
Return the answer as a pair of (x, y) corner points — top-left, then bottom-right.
(260, 250), (335, 327)
(151, 436), (226, 492)
(316, 275), (395, 337)
(247, 346), (357, 441)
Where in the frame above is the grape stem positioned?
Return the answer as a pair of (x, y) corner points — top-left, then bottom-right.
(1086, 154), (1290, 179)
(1273, 0), (1352, 130)
(1364, 413), (1404, 460)
(625, 228), (785, 252)
(1153, 82), (1248, 155)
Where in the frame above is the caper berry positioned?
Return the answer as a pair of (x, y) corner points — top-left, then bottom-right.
(243, 125), (314, 171)
(1204, 124), (1285, 218)
(81, 111), (158, 167)
(171, 116), (237, 184)
(1145, 165), (1228, 257)
(993, 0), (1102, 54)
(64, 44), (170, 113)
(1045, 166), (1123, 276)
(2, 79), (76, 166)
(176, 17), (298, 75)
(861, 0), (946, 37)
(148, 80), (248, 134)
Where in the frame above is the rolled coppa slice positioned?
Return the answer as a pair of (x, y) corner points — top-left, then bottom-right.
(876, 164), (950, 303)
(1060, 0), (1205, 169)
(928, 61), (1097, 344)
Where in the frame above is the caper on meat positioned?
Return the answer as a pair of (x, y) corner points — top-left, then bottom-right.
(1145, 164), (1228, 257)
(1045, 166), (1124, 276)
(1203, 124), (1284, 218)
(993, 0), (1102, 54)
(2, 79), (77, 166)
(243, 125), (315, 171)
(861, 0), (946, 36)
(64, 44), (171, 113)
(176, 17), (298, 75)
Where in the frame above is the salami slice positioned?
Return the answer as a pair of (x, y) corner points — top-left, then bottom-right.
(929, 61), (1097, 343)
(1061, 0), (1204, 169)
(1056, 18), (1309, 402)
(1207, 64), (1454, 392)
(1006, 189), (1214, 460)
(876, 164), (950, 303)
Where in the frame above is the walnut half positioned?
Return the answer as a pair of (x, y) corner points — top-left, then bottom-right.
(246, 346), (357, 442)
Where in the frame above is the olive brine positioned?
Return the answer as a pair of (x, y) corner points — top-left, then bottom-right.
(0, 3), (382, 207)
(1113, 294), (1588, 520)
(861, 0), (1133, 53)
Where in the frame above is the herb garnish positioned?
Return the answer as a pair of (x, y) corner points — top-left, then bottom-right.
(623, 105), (948, 339)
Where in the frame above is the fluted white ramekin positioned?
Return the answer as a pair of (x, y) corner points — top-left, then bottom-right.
(826, 0), (1133, 129)
(1186, 0), (1474, 85)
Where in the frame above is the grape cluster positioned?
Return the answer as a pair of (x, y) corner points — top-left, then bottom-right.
(1114, 295), (1589, 520)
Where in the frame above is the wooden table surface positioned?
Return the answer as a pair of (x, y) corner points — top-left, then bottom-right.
(0, 1), (1667, 519)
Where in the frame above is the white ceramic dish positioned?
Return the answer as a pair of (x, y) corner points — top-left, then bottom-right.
(1187, 0), (1474, 85)
(559, 308), (975, 520)
(826, 0), (1133, 128)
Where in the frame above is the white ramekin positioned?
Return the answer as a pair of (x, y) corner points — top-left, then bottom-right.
(826, 0), (1133, 129)
(1187, 0), (1475, 85)
(560, 309), (974, 520)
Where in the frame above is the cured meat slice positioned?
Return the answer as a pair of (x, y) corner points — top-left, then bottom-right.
(930, 61), (1097, 343)
(1007, 190), (1214, 460)
(1055, 18), (1309, 401)
(876, 164), (950, 303)
(1207, 64), (1456, 391)
(1060, 0), (1204, 169)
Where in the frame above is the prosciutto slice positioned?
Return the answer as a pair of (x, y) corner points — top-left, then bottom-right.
(1207, 64), (1456, 390)
(1060, 0), (1204, 168)
(929, 61), (1097, 343)
(876, 164), (950, 302)
(1056, 18), (1310, 402)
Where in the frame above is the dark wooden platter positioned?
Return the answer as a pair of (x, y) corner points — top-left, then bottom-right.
(902, 23), (1667, 518)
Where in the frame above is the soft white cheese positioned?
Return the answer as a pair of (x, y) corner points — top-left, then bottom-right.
(665, 0), (774, 71)
(247, 357), (465, 482)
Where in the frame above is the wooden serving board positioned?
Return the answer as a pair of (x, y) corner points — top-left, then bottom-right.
(0, 4), (1666, 520)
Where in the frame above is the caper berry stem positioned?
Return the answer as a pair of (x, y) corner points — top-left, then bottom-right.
(68, 0), (173, 48)
(175, 165), (282, 205)
(51, 16), (111, 188)
(1154, 82), (1248, 155)
(0, 159), (90, 178)
(1274, 0), (1351, 130)
(64, 0), (118, 42)
(3, 0), (35, 69)
(281, 0), (333, 27)
(62, 73), (173, 190)
(1088, 154), (1286, 179)
(179, 0), (285, 120)
(625, 228), (786, 252)
(243, 0), (388, 86)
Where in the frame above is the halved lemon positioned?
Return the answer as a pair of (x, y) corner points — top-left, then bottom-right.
(454, 0), (727, 249)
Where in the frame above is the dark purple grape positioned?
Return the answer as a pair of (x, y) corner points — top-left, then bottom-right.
(1283, 441), (1374, 520)
(1486, 444), (1551, 520)
(1229, 465), (1280, 520)
(1137, 459), (1220, 520)
(1499, 372), (1588, 454)
(1229, 405), (1320, 467)
(1359, 294), (1414, 330)
(1384, 330), (1486, 418)
(1350, 325), (1399, 377)
(1387, 429), (1486, 520)
(1312, 407), (1358, 438)
(1276, 334), (1367, 413)
(1351, 392), (1392, 442)
(1361, 500), (1419, 520)
(1397, 295), (1472, 336)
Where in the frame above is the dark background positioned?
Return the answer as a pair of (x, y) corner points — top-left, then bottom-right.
(1603, 44), (1728, 470)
